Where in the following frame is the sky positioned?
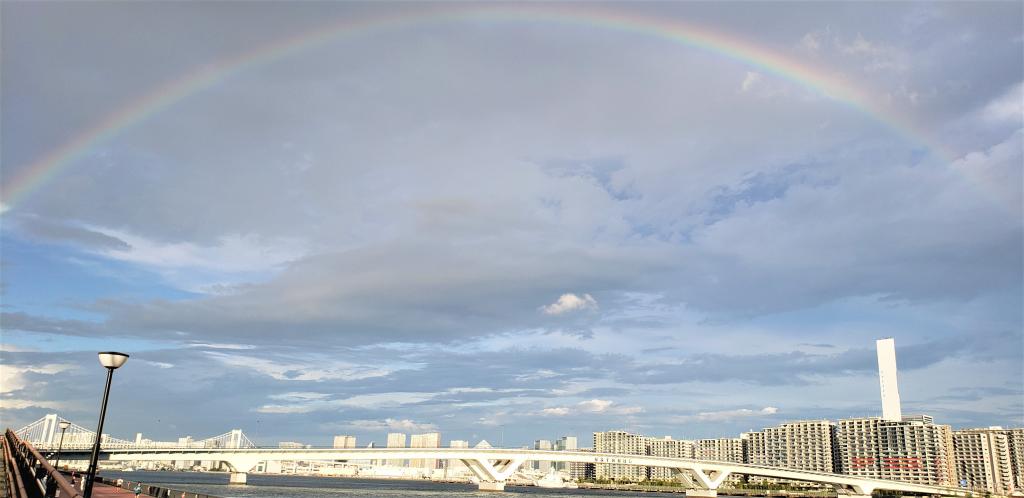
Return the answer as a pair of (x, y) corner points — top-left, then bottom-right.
(1, 1), (1021, 448)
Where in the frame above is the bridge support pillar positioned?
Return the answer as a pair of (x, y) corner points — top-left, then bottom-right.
(229, 472), (247, 485)
(686, 489), (717, 498)
(478, 481), (506, 492)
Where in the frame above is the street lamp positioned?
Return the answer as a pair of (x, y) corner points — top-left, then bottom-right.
(83, 352), (128, 498)
(53, 420), (70, 471)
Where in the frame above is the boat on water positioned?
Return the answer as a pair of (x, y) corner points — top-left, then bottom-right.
(533, 470), (578, 489)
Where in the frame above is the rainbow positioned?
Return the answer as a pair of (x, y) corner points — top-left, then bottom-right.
(1, 3), (952, 213)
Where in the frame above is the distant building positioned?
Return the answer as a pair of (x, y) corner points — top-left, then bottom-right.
(278, 441), (307, 449)
(386, 433), (407, 467)
(332, 435), (357, 449)
(447, 440), (470, 476)
(534, 439), (553, 472)
(555, 436), (578, 451)
(578, 448), (597, 480)
(410, 432), (441, 470)
(554, 436), (580, 474)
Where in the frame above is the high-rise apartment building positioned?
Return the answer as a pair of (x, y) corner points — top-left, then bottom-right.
(837, 415), (955, 486)
(410, 432), (441, 470)
(332, 435), (356, 449)
(647, 436), (696, 480)
(593, 431), (647, 481)
(742, 431), (767, 466)
(743, 420), (838, 473)
(386, 432), (407, 467)
(594, 431), (699, 481)
(953, 427), (1019, 495)
(1010, 429), (1024, 491)
(696, 438), (745, 463)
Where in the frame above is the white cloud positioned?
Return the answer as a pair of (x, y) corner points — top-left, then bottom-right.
(540, 293), (598, 315)
(616, 405), (645, 415)
(206, 351), (394, 382)
(741, 72), (763, 93)
(256, 392), (437, 414)
(446, 387), (495, 394)
(140, 360), (174, 369)
(840, 33), (878, 55)
(674, 406), (779, 422)
(540, 407), (571, 416)
(834, 33), (907, 73)
(186, 342), (256, 350)
(540, 399), (643, 417)
(951, 129), (1023, 211)
(267, 391), (332, 402)
(799, 32), (822, 52)
(0, 363), (77, 394)
(981, 82), (1024, 123)
(0, 399), (65, 410)
(332, 418), (438, 432)
(514, 369), (559, 382)
(578, 398), (614, 413)
(88, 228), (306, 293)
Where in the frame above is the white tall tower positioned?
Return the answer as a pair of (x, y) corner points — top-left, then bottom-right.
(876, 337), (903, 422)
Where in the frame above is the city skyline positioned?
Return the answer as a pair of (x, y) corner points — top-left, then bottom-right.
(1, 2), (1021, 446)
(10, 338), (1020, 448)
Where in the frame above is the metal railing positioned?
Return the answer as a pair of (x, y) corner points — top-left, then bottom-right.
(4, 430), (83, 498)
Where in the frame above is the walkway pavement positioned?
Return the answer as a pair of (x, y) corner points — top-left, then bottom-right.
(86, 482), (139, 497)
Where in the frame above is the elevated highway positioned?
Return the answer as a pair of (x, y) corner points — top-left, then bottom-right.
(59, 447), (970, 495)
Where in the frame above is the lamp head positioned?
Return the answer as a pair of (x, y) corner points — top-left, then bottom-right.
(59, 421), (70, 430)
(97, 352), (129, 370)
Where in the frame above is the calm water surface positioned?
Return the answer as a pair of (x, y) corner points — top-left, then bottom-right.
(100, 470), (692, 498)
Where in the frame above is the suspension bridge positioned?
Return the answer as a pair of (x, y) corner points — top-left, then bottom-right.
(16, 414), (254, 450)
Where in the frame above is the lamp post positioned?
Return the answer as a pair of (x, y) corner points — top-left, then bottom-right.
(83, 352), (129, 498)
(53, 420), (71, 471)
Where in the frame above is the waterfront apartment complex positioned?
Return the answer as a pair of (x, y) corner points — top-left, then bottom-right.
(836, 415), (956, 487)
(647, 436), (696, 480)
(586, 337), (1017, 489)
(593, 430), (647, 481)
(953, 427), (1024, 495)
(696, 437), (745, 463)
(743, 420), (837, 473)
